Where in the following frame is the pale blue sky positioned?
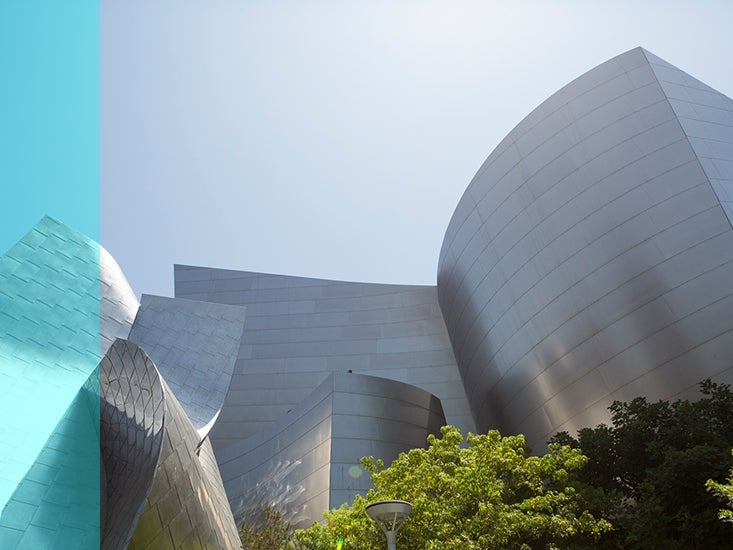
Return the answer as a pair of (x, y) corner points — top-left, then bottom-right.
(101, 1), (733, 298)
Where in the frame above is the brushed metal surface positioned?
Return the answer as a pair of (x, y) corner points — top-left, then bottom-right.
(174, 267), (474, 446)
(100, 339), (164, 550)
(438, 47), (733, 449)
(216, 372), (445, 530)
(128, 294), (246, 439)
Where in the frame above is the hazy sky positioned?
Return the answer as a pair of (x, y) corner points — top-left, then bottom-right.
(101, 1), (733, 298)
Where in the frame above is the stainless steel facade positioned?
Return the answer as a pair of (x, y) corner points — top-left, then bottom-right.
(128, 294), (247, 438)
(100, 339), (164, 550)
(438, 47), (733, 448)
(4, 47), (733, 547)
(174, 266), (475, 445)
(216, 373), (445, 530)
(1, 216), (137, 549)
(128, 376), (241, 550)
(100, 339), (241, 550)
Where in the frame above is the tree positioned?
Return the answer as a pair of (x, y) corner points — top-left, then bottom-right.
(240, 506), (293, 550)
(706, 450), (733, 524)
(551, 379), (733, 548)
(294, 426), (611, 549)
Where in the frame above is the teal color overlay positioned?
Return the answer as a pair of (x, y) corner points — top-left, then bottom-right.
(0, 0), (99, 252)
(0, 217), (100, 548)
(0, 2), (99, 546)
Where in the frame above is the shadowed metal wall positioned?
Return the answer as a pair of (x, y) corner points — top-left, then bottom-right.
(438, 47), (733, 448)
(174, 267), (474, 448)
(100, 339), (242, 550)
(216, 373), (445, 530)
(129, 378), (242, 550)
(100, 339), (164, 550)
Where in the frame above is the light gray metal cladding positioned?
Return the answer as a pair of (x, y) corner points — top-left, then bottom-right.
(437, 46), (733, 449)
(100, 246), (140, 356)
(128, 294), (247, 439)
(100, 339), (164, 550)
(216, 372), (445, 530)
(174, 266), (474, 448)
(644, 50), (733, 228)
(129, 374), (242, 550)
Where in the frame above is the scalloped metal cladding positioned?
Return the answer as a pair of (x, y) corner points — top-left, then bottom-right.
(3, 47), (733, 547)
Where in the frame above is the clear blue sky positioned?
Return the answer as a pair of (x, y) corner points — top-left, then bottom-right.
(100, 1), (733, 298)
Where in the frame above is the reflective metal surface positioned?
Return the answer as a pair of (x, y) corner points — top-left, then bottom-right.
(129, 375), (242, 550)
(0, 217), (108, 548)
(128, 294), (246, 438)
(100, 339), (164, 550)
(100, 245), (140, 356)
(174, 266), (475, 446)
(216, 372), (445, 530)
(438, 47), (733, 448)
(100, 338), (242, 549)
(4, 48), (733, 547)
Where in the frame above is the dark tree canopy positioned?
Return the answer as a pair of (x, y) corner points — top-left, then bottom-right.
(550, 379), (733, 549)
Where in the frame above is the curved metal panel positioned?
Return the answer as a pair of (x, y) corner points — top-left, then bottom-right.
(438, 47), (733, 448)
(0, 216), (103, 548)
(128, 294), (246, 439)
(100, 339), (165, 550)
(129, 376), (241, 550)
(100, 246), (140, 356)
(216, 372), (445, 530)
(174, 267), (473, 447)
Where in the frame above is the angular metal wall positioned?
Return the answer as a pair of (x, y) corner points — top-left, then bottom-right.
(128, 294), (246, 438)
(438, 47), (733, 448)
(645, 50), (733, 227)
(174, 266), (474, 447)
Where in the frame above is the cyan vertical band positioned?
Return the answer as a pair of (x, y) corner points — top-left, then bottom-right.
(0, 1), (99, 548)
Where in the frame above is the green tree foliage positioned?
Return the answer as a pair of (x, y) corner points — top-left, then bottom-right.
(240, 506), (293, 550)
(294, 426), (611, 549)
(551, 379), (733, 548)
(706, 450), (733, 524)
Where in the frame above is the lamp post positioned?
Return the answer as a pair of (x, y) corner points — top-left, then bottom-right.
(365, 500), (412, 550)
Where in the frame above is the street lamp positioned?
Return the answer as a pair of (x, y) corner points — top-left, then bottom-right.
(365, 500), (412, 550)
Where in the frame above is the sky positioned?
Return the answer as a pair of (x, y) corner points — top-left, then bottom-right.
(99, 1), (733, 298)
(1, 2), (98, 248)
